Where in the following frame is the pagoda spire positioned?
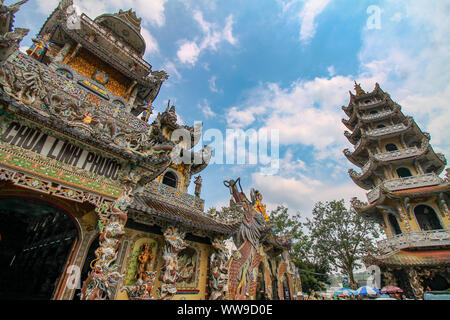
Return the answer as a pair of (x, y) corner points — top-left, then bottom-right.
(354, 81), (365, 95)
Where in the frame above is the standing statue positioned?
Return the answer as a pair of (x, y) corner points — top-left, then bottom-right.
(140, 101), (153, 122)
(194, 175), (202, 197)
(252, 189), (269, 222)
(223, 178), (269, 300)
(135, 244), (154, 282)
(26, 33), (51, 60)
(159, 226), (188, 300)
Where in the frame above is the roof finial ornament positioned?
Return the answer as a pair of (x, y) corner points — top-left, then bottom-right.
(354, 81), (365, 96)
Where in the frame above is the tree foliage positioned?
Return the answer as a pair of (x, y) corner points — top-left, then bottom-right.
(269, 206), (330, 293)
(304, 199), (380, 288)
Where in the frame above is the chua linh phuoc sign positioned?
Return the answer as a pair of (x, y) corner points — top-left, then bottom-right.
(0, 120), (122, 197)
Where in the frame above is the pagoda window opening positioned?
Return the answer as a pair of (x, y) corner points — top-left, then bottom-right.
(396, 167), (413, 178)
(376, 124), (386, 129)
(162, 171), (178, 189)
(369, 110), (378, 115)
(385, 143), (398, 152)
(414, 204), (443, 231)
(364, 100), (372, 105)
(388, 213), (402, 235)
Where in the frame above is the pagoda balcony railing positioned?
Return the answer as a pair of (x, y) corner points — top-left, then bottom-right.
(366, 123), (407, 137)
(145, 180), (205, 211)
(359, 98), (383, 107)
(366, 173), (443, 203)
(377, 229), (450, 255)
(360, 109), (394, 121)
(360, 159), (372, 176)
(374, 146), (422, 162)
(358, 147), (422, 177)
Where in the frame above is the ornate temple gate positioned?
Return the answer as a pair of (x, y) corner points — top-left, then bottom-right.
(0, 189), (83, 299)
(0, 162), (119, 300)
(0, 109), (133, 300)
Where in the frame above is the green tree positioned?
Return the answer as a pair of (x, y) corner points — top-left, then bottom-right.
(304, 199), (380, 289)
(269, 206), (330, 294)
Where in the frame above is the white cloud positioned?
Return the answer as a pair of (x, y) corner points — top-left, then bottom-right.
(327, 65), (336, 77)
(390, 12), (403, 22)
(251, 172), (365, 217)
(37, 0), (60, 14)
(298, 0), (332, 44)
(208, 75), (220, 93)
(141, 27), (159, 54)
(198, 99), (216, 118)
(226, 76), (355, 160)
(72, 0), (168, 27)
(162, 60), (182, 86)
(177, 41), (201, 65)
(177, 11), (237, 66)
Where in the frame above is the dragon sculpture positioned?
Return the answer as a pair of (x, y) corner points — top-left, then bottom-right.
(223, 178), (271, 300)
(80, 183), (134, 300)
(209, 237), (230, 300)
(158, 226), (188, 300)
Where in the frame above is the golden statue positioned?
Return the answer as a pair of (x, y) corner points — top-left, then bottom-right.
(253, 190), (269, 222)
(135, 244), (154, 281)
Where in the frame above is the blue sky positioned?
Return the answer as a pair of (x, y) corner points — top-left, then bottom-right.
(13, 0), (450, 218)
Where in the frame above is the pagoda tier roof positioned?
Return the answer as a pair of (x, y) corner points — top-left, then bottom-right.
(342, 82), (387, 116)
(348, 140), (447, 190)
(366, 249), (450, 267)
(351, 180), (449, 221)
(343, 116), (429, 163)
(342, 104), (403, 131)
(128, 193), (241, 237)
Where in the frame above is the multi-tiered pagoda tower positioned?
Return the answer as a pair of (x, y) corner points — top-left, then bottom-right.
(343, 82), (450, 299)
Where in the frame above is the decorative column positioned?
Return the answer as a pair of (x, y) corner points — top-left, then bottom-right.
(408, 268), (424, 300)
(128, 85), (139, 107)
(65, 43), (82, 65)
(159, 225), (188, 300)
(49, 42), (73, 69)
(125, 80), (137, 100)
(209, 237), (229, 300)
(80, 181), (134, 300)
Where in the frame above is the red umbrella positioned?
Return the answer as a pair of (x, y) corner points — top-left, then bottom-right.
(381, 286), (403, 294)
